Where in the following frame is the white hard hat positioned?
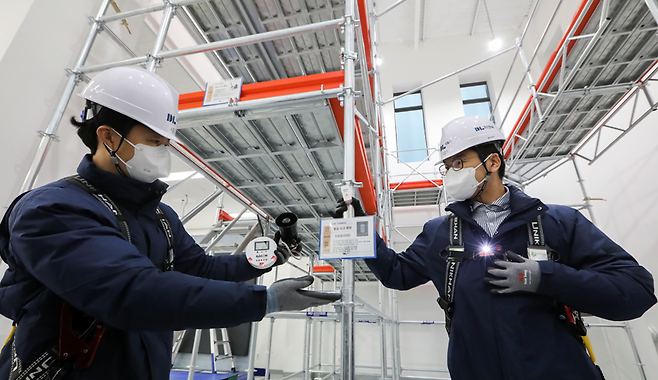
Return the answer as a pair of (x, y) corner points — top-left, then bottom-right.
(79, 66), (180, 142)
(439, 116), (506, 160)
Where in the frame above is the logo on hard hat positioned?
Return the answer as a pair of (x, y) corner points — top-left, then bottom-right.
(474, 125), (495, 132)
(167, 114), (177, 125)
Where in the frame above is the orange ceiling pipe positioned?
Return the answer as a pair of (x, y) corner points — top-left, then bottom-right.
(390, 180), (443, 191)
(178, 71), (345, 111)
(328, 98), (377, 216)
(357, 0), (373, 72)
(313, 265), (336, 273)
(503, 0), (602, 158)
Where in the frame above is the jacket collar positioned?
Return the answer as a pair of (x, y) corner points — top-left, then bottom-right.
(445, 185), (547, 233)
(76, 155), (168, 210)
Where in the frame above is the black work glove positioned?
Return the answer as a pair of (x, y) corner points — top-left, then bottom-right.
(272, 231), (301, 266)
(266, 275), (342, 313)
(328, 197), (366, 218)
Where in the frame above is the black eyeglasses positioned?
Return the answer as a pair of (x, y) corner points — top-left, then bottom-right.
(437, 157), (466, 176)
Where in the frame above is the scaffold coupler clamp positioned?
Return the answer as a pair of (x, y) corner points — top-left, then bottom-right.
(37, 130), (60, 142)
(340, 48), (358, 70)
(146, 53), (163, 68)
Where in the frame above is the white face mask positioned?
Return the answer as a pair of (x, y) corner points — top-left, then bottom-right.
(106, 131), (171, 183)
(443, 154), (492, 202)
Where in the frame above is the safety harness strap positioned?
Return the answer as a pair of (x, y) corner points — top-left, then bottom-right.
(155, 206), (175, 272)
(64, 175), (131, 243)
(437, 214), (464, 335)
(526, 215), (588, 338)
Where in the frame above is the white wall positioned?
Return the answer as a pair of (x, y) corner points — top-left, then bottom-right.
(0, 0), (37, 62)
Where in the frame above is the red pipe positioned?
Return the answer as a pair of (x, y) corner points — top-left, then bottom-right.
(389, 180), (443, 191)
(328, 98), (378, 216)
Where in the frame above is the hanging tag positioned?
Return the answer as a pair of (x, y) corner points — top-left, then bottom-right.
(527, 247), (548, 261)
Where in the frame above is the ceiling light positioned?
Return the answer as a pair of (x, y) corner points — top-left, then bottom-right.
(162, 171), (204, 182)
(488, 38), (502, 51)
(375, 55), (383, 67)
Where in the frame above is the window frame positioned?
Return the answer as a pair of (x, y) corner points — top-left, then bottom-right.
(393, 90), (429, 163)
(460, 81), (494, 122)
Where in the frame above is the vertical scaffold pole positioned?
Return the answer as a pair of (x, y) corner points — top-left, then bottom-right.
(247, 276), (264, 380)
(303, 258), (315, 380)
(146, 1), (176, 72)
(341, 0), (357, 379)
(21, 0), (113, 192)
(378, 284), (388, 380)
(265, 267), (278, 380)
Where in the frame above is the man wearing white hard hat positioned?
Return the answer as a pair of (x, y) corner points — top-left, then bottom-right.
(331, 116), (655, 380)
(0, 67), (339, 380)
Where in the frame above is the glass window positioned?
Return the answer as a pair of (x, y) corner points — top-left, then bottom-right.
(460, 82), (494, 122)
(393, 93), (422, 109)
(394, 91), (427, 163)
(460, 84), (489, 101)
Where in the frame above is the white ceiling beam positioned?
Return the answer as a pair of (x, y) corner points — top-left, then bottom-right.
(413, 0), (424, 49)
(471, 0), (482, 36)
(376, 0), (411, 18)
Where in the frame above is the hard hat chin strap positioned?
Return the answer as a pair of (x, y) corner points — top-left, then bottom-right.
(469, 154), (493, 201)
(103, 133), (128, 178)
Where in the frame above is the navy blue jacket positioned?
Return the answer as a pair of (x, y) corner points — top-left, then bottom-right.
(366, 186), (656, 380)
(0, 156), (269, 379)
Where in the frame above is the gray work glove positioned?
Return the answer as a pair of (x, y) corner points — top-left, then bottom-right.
(266, 275), (341, 313)
(328, 197), (366, 218)
(485, 251), (541, 294)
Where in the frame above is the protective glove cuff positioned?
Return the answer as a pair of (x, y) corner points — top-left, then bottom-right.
(266, 288), (279, 314)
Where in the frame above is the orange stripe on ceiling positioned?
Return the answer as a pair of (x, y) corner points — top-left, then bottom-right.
(503, 0), (602, 158)
(178, 71), (345, 110)
(390, 180), (443, 190)
(313, 265), (335, 273)
(328, 98), (377, 216)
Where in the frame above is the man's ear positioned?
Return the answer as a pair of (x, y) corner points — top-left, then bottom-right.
(96, 126), (117, 151)
(488, 153), (502, 175)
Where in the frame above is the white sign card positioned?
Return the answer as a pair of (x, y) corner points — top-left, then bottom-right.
(319, 215), (376, 260)
(202, 78), (244, 106)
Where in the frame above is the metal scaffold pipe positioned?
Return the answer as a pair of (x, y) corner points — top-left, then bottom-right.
(246, 276), (264, 380)
(341, 0), (357, 380)
(21, 0), (113, 192)
(78, 18), (344, 74)
(146, 2), (176, 72)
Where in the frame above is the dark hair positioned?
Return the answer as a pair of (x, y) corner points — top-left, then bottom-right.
(70, 101), (139, 154)
(473, 142), (505, 179)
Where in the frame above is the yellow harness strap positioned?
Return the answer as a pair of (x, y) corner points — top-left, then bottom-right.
(582, 335), (596, 363)
(1, 325), (16, 354)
